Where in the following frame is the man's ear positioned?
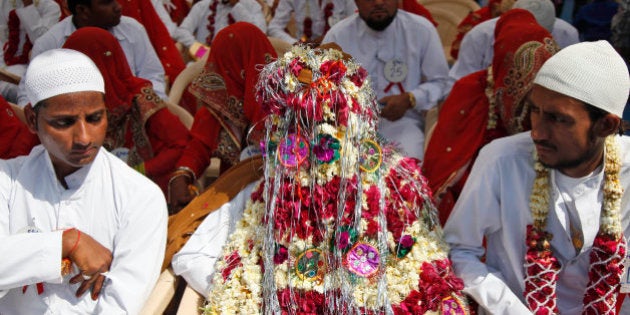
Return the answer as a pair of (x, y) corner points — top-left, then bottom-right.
(594, 114), (622, 137)
(24, 104), (38, 134)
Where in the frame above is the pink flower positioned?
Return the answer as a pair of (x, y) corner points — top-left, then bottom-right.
(274, 245), (288, 264)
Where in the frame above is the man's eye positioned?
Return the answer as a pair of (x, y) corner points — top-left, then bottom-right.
(52, 119), (75, 128)
(87, 113), (103, 123)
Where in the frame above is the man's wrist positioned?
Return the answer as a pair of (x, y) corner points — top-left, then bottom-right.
(407, 92), (416, 109)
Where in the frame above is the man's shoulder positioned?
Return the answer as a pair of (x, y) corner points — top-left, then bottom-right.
(97, 149), (164, 198)
(327, 14), (359, 32)
(116, 16), (146, 31)
(34, 16), (72, 46)
(553, 18), (578, 34)
(396, 10), (436, 29)
(478, 132), (533, 164)
(468, 16), (498, 37)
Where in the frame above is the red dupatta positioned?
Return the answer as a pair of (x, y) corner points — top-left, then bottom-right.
(186, 22), (277, 168)
(63, 27), (163, 166)
(0, 96), (39, 159)
(423, 9), (557, 224)
(120, 0), (186, 85)
(450, 0), (501, 60)
(400, 0), (438, 26)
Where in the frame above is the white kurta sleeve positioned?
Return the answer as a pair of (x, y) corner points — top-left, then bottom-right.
(171, 182), (257, 297)
(409, 22), (450, 110)
(93, 184), (167, 314)
(448, 27), (489, 81)
(443, 147), (532, 315)
(151, 0), (178, 36)
(267, 0), (297, 43)
(0, 160), (63, 296)
(15, 0), (61, 41)
(173, 0), (208, 47)
(126, 20), (168, 99)
(231, 0), (267, 34)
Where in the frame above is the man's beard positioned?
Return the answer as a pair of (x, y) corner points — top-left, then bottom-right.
(364, 11), (396, 31)
(539, 127), (601, 171)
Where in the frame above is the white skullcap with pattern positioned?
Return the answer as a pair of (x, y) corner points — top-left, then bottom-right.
(24, 48), (104, 106)
(534, 40), (630, 117)
(513, 0), (555, 32)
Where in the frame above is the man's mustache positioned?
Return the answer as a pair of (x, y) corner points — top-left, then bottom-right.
(533, 140), (555, 150)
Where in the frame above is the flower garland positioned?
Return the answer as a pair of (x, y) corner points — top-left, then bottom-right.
(203, 46), (469, 314)
(484, 65), (497, 130)
(524, 135), (627, 314)
(205, 0), (235, 45)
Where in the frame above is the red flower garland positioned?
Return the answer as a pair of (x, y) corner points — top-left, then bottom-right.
(205, 0), (235, 45)
(523, 225), (561, 314)
(3, 9), (32, 66)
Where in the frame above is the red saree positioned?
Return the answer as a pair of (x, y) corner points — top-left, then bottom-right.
(177, 22), (277, 178)
(0, 96), (39, 159)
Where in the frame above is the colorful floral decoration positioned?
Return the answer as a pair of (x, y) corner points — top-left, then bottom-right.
(525, 135), (627, 314)
(204, 45), (469, 314)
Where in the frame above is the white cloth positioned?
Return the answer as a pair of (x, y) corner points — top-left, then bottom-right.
(151, 0), (178, 36)
(267, 0), (356, 44)
(173, 0), (267, 47)
(0, 0), (60, 102)
(171, 181), (258, 297)
(0, 146), (167, 314)
(322, 11), (450, 159)
(16, 15), (167, 106)
(448, 16), (580, 81)
(444, 132), (630, 314)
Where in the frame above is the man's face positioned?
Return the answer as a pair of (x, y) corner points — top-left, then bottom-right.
(355, 0), (398, 31)
(84, 0), (122, 29)
(529, 84), (604, 177)
(25, 91), (107, 179)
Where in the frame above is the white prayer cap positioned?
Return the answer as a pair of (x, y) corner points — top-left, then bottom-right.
(534, 40), (630, 117)
(513, 0), (555, 32)
(24, 48), (104, 106)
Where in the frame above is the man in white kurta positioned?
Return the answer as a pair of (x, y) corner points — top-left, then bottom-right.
(0, 0), (60, 103)
(16, 15), (167, 106)
(444, 41), (630, 314)
(0, 49), (167, 314)
(323, 7), (450, 160)
(172, 181), (257, 296)
(449, 4), (579, 81)
(173, 0), (267, 48)
(268, 0), (356, 44)
(0, 146), (167, 314)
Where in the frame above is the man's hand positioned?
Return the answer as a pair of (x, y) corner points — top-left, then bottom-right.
(168, 175), (195, 215)
(63, 229), (112, 300)
(379, 93), (411, 121)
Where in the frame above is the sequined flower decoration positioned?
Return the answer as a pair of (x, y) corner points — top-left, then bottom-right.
(395, 234), (416, 258)
(313, 134), (340, 164)
(332, 226), (358, 253)
(274, 244), (289, 264)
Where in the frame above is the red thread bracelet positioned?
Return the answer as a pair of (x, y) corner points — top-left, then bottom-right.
(64, 229), (80, 257)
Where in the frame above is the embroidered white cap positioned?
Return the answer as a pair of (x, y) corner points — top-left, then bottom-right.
(513, 0), (555, 32)
(24, 48), (104, 106)
(534, 40), (630, 117)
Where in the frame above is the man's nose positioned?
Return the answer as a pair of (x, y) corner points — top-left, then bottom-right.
(73, 120), (91, 146)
